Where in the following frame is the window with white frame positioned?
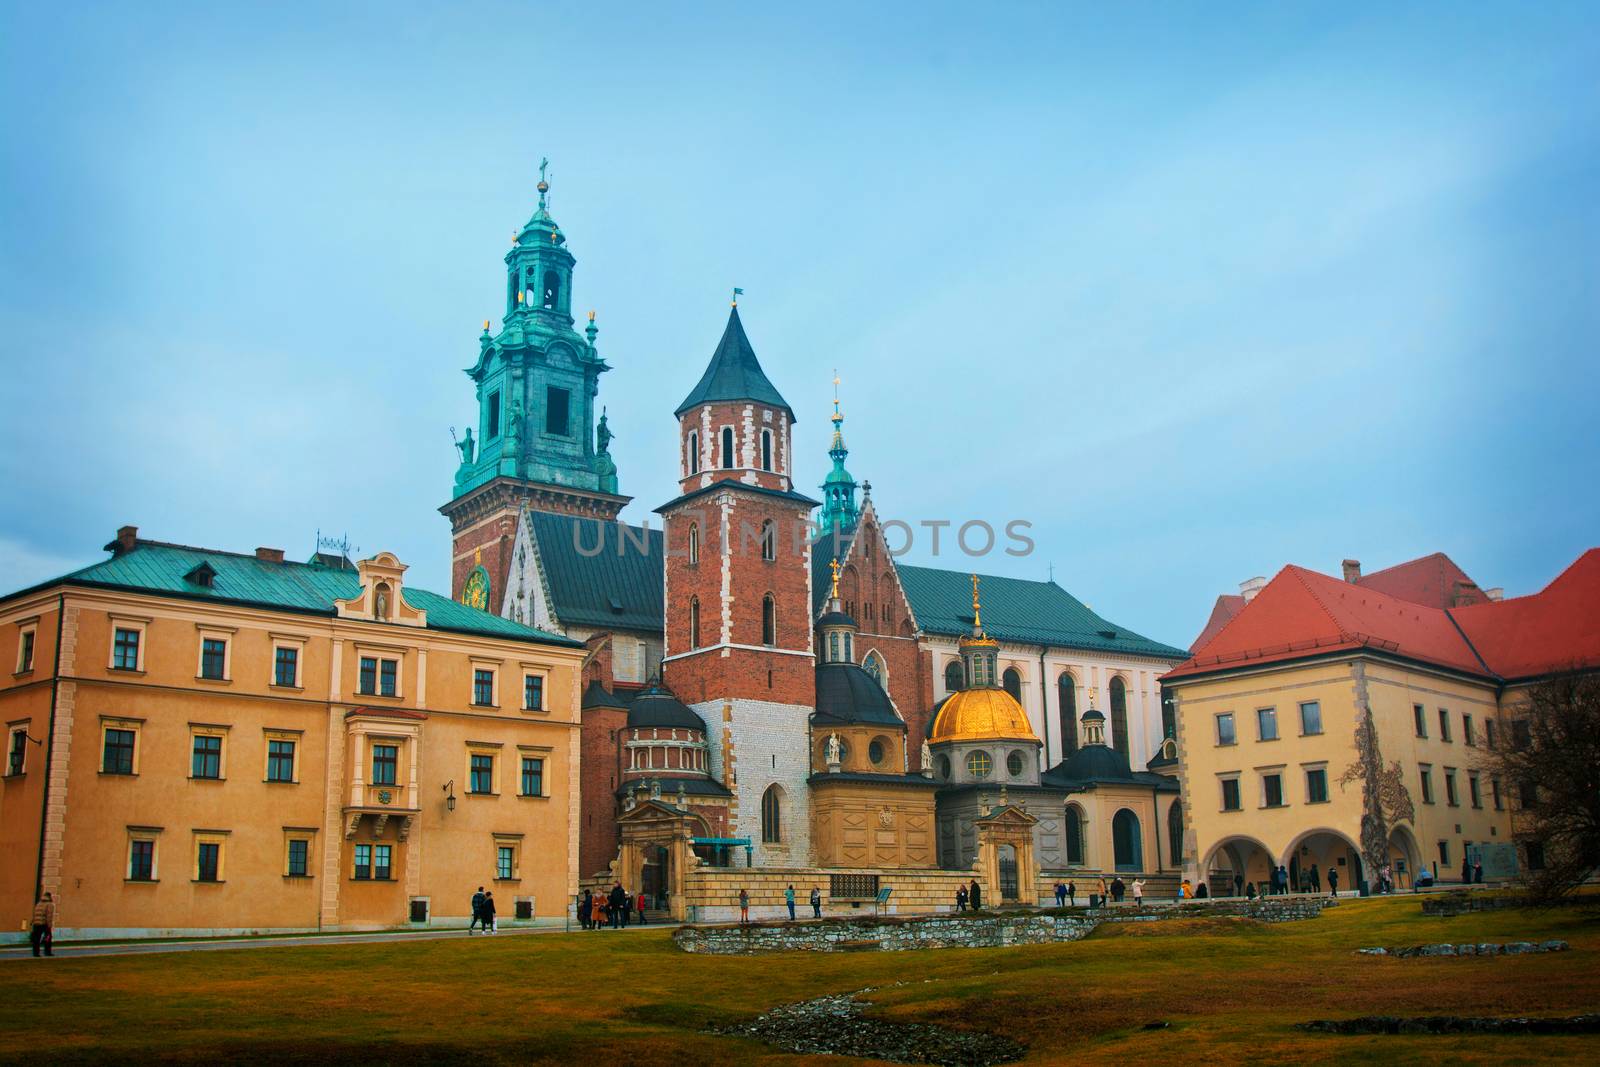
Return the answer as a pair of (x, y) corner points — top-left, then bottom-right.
(127, 827), (161, 881)
(522, 672), (545, 711)
(15, 621), (37, 673)
(265, 731), (299, 783)
(6, 723), (28, 776)
(189, 725), (227, 780)
(284, 830), (314, 877)
(193, 831), (227, 882)
(110, 617), (148, 672)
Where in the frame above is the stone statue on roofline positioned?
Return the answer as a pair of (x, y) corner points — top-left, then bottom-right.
(825, 732), (842, 768)
(921, 739), (933, 778)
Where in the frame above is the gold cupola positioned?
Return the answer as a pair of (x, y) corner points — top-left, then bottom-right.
(929, 575), (1038, 744)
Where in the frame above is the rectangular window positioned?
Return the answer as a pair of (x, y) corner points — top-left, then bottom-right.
(1215, 713), (1236, 746)
(380, 659), (397, 697)
(1484, 719), (1497, 749)
(1221, 777), (1241, 811)
(371, 743), (398, 786)
(1519, 779), (1537, 809)
(191, 734), (222, 779)
(359, 657), (377, 695)
(545, 386), (569, 436)
(129, 838), (156, 881)
(1512, 720), (1530, 750)
(18, 628), (35, 672)
(472, 668), (495, 707)
(1413, 703), (1427, 738)
(1419, 764), (1434, 804)
(196, 841), (221, 883)
(373, 844), (392, 881)
(720, 426), (734, 469)
(1463, 713), (1475, 747)
(103, 728), (136, 775)
(286, 838), (309, 877)
(1262, 773), (1284, 808)
(267, 739), (296, 782)
(497, 845), (515, 880)
(520, 756), (543, 797)
(200, 638), (227, 680)
(470, 753), (494, 794)
(1256, 708), (1278, 741)
(523, 674), (543, 711)
(1306, 767), (1329, 803)
(1438, 840), (1450, 867)
(1438, 708), (1451, 742)
(354, 843), (372, 880)
(113, 627), (141, 671)
(487, 389), (501, 439)
(6, 728), (25, 776)
(1444, 768), (1459, 806)
(1298, 701), (1322, 736)
(1468, 773), (1481, 809)
(273, 646), (299, 687)
(1492, 777), (1503, 811)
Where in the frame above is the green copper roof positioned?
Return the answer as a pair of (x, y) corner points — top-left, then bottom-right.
(896, 565), (1187, 660)
(675, 307), (794, 418)
(817, 391), (858, 534)
(25, 540), (577, 646)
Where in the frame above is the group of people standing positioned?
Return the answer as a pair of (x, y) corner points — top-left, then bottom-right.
(577, 884), (654, 929)
(1232, 863), (1337, 899)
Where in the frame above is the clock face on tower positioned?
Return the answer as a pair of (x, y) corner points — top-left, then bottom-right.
(462, 566), (491, 612)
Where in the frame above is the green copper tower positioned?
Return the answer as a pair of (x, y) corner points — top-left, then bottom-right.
(449, 164), (621, 504)
(817, 374), (859, 535)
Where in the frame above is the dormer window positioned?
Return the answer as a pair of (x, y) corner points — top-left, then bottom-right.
(185, 563), (217, 588)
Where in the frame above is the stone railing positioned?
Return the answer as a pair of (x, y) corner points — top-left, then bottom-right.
(674, 896), (1330, 954)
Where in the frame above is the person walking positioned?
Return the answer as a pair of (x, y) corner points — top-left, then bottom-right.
(1308, 864), (1321, 894)
(1245, 881), (1257, 900)
(469, 886), (487, 934)
(1054, 882), (1067, 907)
(969, 879), (982, 910)
(810, 886), (822, 918)
(578, 890), (592, 930)
(1067, 881), (1076, 907)
(1110, 877), (1125, 903)
(1328, 867), (1339, 897)
(30, 892), (55, 957)
(738, 888), (750, 924)
(785, 885), (797, 921)
(955, 885), (967, 912)
(621, 888), (633, 928)
(1233, 872), (1244, 897)
(482, 891), (497, 933)
(609, 883), (626, 928)
(637, 889), (648, 924)
(1131, 878), (1145, 905)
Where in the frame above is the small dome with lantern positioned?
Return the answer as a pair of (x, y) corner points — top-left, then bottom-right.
(928, 575), (1039, 746)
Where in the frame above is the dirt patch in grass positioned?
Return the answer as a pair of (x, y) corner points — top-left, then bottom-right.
(1092, 916), (1265, 938)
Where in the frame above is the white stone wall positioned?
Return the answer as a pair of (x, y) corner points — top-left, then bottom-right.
(694, 696), (814, 867)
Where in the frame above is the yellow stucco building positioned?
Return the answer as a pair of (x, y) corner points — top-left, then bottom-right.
(0, 527), (585, 938)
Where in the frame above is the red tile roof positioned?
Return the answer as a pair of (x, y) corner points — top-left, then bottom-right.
(1357, 552), (1489, 608)
(1191, 594), (1244, 651)
(1451, 548), (1600, 680)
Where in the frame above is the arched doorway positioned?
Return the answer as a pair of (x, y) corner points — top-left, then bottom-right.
(1112, 809), (1143, 872)
(1166, 800), (1183, 867)
(1283, 827), (1363, 894)
(1064, 804), (1087, 866)
(1387, 825), (1421, 891)
(1202, 835), (1274, 896)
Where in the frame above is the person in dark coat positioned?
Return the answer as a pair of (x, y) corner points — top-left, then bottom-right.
(1233, 873), (1244, 897)
(810, 886), (822, 918)
(469, 886), (487, 933)
(579, 889), (592, 930)
(969, 879), (982, 909)
(1110, 877), (1125, 903)
(955, 886), (967, 911)
(481, 891), (497, 933)
(1308, 864), (1321, 894)
(609, 883), (626, 928)
(1328, 867), (1339, 896)
(1461, 858), (1472, 885)
(1474, 860), (1484, 884)
(1067, 881), (1077, 906)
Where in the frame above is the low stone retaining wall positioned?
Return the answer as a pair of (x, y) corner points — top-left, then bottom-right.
(674, 896), (1330, 954)
(1357, 940), (1569, 958)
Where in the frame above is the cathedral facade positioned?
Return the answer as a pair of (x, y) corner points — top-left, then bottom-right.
(445, 179), (1191, 915)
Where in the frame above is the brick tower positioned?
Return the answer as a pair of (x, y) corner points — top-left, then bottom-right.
(659, 299), (819, 866)
(440, 165), (628, 610)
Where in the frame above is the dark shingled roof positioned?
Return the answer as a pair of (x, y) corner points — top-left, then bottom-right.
(626, 688), (707, 732)
(615, 776), (732, 798)
(1042, 744), (1179, 792)
(811, 663), (903, 727)
(581, 680), (629, 710)
(897, 565), (1186, 660)
(529, 511), (662, 633)
(809, 771), (938, 789)
(675, 306), (794, 418)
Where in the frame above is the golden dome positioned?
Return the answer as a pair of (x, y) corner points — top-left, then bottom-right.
(930, 687), (1038, 744)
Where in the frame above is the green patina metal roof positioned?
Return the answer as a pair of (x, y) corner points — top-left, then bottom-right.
(528, 511), (663, 633)
(28, 540), (577, 646)
(896, 565), (1186, 660)
(675, 307), (794, 418)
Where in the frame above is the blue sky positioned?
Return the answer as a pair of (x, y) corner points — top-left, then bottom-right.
(2, 1), (1597, 648)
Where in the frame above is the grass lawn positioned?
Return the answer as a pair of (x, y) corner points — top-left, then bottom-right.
(0, 895), (1596, 1064)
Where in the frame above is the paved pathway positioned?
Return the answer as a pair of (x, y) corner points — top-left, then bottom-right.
(0, 921), (676, 962)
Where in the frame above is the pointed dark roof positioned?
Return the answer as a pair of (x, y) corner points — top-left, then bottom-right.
(674, 307), (794, 418)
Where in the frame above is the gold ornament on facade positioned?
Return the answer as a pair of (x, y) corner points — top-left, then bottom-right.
(929, 688), (1038, 744)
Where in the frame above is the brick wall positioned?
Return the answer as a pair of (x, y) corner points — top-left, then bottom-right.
(578, 702), (627, 878)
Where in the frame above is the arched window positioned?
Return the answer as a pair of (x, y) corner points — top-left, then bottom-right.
(688, 596), (701, 649)
(1109, 677), (1130, 760)
(863, 650), (884, 688)
(541, 270), (560, 309)
(1065, 806), (1085, 865)
(687, 523), (700, 565)
(828, 632), (840, 662)
(760, 429), (773, 472)
(1167, 800), (1183, 866)
(843, 631), (852, 660)
(687, 431), (700, 475)
(761, 785), (782, 843)
(944, 660), (964, 694)
(760, 520), (776, 561)
(761, 594), (776, 646)
(374, 581), (391, 621)
(1112, 808), (1142, 872)
(1058, 672), (1078, 756)
(720, 426), (735, 469)
(1002, 667), (1022, 701)
(1161, 687), (1176, 740)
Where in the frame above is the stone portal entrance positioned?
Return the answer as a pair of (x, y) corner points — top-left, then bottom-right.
(613, 800), (708, 921)
(974, 804), (1038, 906)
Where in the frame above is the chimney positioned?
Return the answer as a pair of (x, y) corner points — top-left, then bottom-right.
(1342, 559), (1361, 583)
(105, 525), (139, 557)
(1239, 576), (1267, 603)
(255, 547), (285, 564)
(1485, 587), (1504, 602)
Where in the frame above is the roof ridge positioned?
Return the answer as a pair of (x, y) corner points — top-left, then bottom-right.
(1282, 565), (1358, 635)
